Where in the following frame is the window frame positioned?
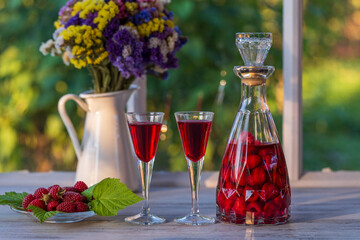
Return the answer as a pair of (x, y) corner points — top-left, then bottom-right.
(282, 0), (303, 181)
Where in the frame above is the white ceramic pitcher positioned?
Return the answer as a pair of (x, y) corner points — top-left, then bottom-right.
(58, 87), (140, 191)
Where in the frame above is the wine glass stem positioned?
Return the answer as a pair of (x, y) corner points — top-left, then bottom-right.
(138, 158), (154, 216)
(186, 156), (204, 215)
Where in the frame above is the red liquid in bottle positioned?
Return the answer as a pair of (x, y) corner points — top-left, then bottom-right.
(128, 122), (162, 163)
(177, 120), (212, 162)
(216, 132), (291, 225)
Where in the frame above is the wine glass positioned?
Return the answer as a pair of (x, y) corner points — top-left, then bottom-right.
(125, 112), (165, 225)
(174, 111), (215, 225)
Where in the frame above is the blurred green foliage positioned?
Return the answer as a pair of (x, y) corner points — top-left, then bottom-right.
(0, 0), (360, 172)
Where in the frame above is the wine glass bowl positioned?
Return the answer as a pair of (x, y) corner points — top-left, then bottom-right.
(174, 111), (215, 226)
(125, 112), (165, 225)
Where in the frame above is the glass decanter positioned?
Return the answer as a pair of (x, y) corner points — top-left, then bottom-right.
(216, 32), (291, 225)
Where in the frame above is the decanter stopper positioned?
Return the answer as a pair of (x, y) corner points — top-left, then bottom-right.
(236, 32), (272, 66)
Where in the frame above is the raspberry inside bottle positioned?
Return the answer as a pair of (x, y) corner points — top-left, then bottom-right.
(216, 32), (291, 225)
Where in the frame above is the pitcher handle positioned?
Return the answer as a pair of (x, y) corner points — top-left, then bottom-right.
(58, 94), (89, 160)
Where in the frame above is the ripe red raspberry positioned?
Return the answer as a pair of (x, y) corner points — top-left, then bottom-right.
(264, 202), (280, 217)
(245, 201), (263, 216)
(243, 186), (259, 202)
(241, 145), (256, 156)
(34, 188), (49, 199)
(22, 194), (35, 209)
(259, 148), (275, 159)
(220, 166), (231, 184)
(247, 167), (267, 186)
(63, 191), (83, 202)
(56, 202), (76, 213)
(217, 191), (236, 212)
(63, 187), (78, 193)
(49, 185), (63, 201)
(28, 199), (46, 211)
(245, 155), (262, 169)
(47, 185), (58, 191)
(221, 182), (236, 199)
(264, 155), (277, 171)
(229, 168), (247, 186)
(254, 140), (261, 145)
(273, 191), (291, 210)
(259, 183), (279, 201)
(74, 202), (89, 212)
(232, 196), (246, 216)
(47, 200), (59, 211)
(73, 181), (88, 193)
(239, 131), (255, 144)
(81, 195), (88, 203)
(272, 171), (286, 189)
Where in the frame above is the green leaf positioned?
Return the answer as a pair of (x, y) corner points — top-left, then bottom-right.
(81, 183), (97, 201)
(89, 178), (143, 216)
(0, 192), (29, 209)
(27, 205), (61, 224)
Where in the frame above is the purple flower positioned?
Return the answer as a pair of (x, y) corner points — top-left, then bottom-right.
(133, 9), (152, 25)
(106, 27), (145, 78)
(104, 17), (122, 38)
(65, 12), (82, 28)
(83, 12), (98, 28)
(150, 26), (173, 40)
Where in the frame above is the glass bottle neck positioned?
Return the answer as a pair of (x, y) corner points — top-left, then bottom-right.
(239, 82), (269, 112)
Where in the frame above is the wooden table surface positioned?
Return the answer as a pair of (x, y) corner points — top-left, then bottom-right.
(1, 171), (359, 240)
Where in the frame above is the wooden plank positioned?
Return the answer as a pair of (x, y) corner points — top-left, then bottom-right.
(282, 0), (303, 181)
(1, 172), (360, 239)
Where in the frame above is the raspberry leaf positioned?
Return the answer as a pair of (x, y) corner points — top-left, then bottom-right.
(0, 192), (29, 209)
(89, 178), (143, 216)
(81, 184), (97, 201)
(27, 205), (61, 224)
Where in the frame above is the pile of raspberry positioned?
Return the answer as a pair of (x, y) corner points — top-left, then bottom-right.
(22, 181), (89, 213)
(216, 131), (291, 224)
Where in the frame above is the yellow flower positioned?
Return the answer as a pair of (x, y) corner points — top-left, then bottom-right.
(54, 20), (63, 29)
(165, 19), (175, 29)
(137, 18), (165, 37)
(94, 1), (119, 31)
(60, 25), (107, 68)
(125, 2), (138, 14)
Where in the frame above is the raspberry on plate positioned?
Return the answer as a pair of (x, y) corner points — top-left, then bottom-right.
(47, 185), (59, 191)
(47, 200), (59, 211)
(74, 202), (89, 212)
(34, 188), (49, 199)
(49, 185), (63, 201)
(73, 181), (88, 193)
(63, 187), (78, 193)
(56, 202), (76, 213)
(22, 194), (35, 209)
(28, 199), (46, 211)
(63, 191), (83, 202)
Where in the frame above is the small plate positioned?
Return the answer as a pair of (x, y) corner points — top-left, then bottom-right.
(10, 206), (96, 223)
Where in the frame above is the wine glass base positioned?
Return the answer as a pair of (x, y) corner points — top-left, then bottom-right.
(175, 214), (215, 226)
(125, 213), (166, 225)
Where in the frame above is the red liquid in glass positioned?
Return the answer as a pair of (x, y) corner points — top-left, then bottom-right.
(216, 132), (291, 225)
(177, 120), (212, 162)
(128, 122), (162, 163)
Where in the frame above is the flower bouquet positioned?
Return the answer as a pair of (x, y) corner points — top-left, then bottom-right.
(40, 0), (187, 93)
